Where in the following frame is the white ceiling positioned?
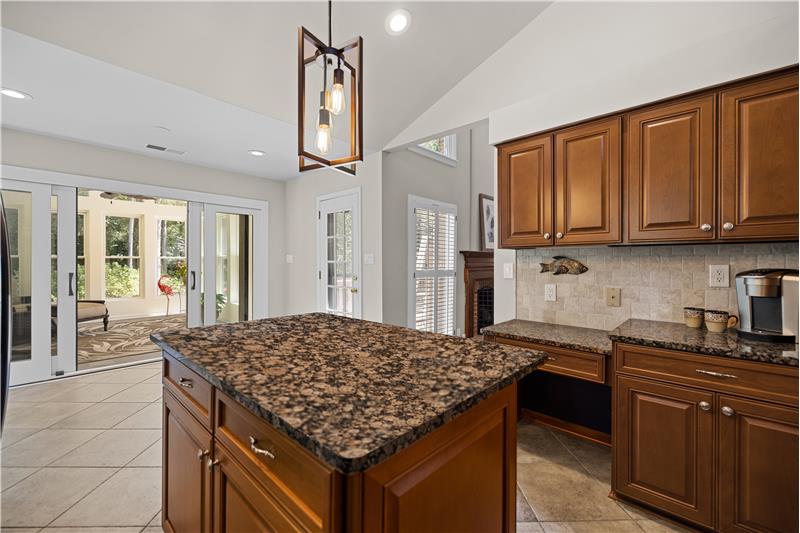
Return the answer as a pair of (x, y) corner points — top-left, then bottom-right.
(0, 1), (548, 180)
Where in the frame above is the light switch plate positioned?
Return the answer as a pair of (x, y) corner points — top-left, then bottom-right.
(285, 254), (294, 264)
(544, 284), (557, 302)
(606, 287), (621, 307)
(364, 253), (374, 265)
(709, 265), (730, 288)
(503, 262), (514, 279)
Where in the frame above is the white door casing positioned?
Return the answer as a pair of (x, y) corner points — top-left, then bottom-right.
(317, 188), (362, 319)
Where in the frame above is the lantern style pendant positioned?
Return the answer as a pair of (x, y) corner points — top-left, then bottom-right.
(298, 0), (363, 176)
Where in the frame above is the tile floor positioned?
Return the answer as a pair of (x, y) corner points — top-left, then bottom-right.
(1, 361), (699, 533)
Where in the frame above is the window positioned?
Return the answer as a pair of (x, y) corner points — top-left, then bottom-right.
(408, 195), (456, 334)
(409, 133), (457, 165)
(76, 213), (86, 299)
(157, 219), (186, 290)
(104, 215), (141, 298)
(6, 207), (20, 299)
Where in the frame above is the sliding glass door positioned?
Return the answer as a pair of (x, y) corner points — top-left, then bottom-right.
(2, 179), (77, 385)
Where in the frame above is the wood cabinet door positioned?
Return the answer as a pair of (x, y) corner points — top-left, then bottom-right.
(497, 134), (554, 247)
(717, 395), (798, 533)
(555, 117), (621, 245)
(163, 389), (213, 533)
(213, 444), (303, 533)
(720, 72), (799, 240)
(627, 95), (716, 242)
(614, 375), (714, 528)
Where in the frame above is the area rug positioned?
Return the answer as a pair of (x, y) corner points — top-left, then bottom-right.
(78, 313), (186, 364)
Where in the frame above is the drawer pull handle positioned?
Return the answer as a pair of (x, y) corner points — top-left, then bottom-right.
(546, 356), (557, 362)
(721, 406), (736, 417)
(249, 436), (276, 460)
(179, 377), (194, 388)
(695, 369), (737, 379)
(698, 401), (711, 411)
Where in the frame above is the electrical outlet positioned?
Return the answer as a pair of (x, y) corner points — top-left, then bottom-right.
(503, 262), (514, 279)
(709, 265), (730, 288)
(285, 254), (294, 264)
(606, 287), (621, 307)
(544, 284), (557, 302)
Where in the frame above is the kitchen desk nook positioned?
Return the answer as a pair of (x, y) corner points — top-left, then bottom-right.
(151, 313), (545, 533)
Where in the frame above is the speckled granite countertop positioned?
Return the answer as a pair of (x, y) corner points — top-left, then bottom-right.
(482, 319), (612, 356)
(609, 319), (798, 367)
(151, 313), (545, 473)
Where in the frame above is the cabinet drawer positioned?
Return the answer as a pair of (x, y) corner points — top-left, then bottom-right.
(614, 343), (798, 406)
(490, 337), (606, 383)
(163, 353), (213, 428)
(214, 392), (335, 532)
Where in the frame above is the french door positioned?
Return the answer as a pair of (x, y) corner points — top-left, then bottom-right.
(2, 179), (77, 385)
(317, 190), (361, 318)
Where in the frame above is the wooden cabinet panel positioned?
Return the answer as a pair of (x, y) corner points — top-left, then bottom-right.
(213, 445), (302, 533)
(487, 335), (606, 384)
(555, 117), (621, 245)
(163, 389), (212, 533)
(718, 396), (798, 533)
(164, 352), (214, 429)
(614, 375), (714, 528)
(720, 73), (799, 240)
(627, 95), (716, 242)
(498, 134), (553, 247)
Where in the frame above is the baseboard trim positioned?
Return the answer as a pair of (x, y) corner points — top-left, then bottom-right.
(520, 408), (611, 447)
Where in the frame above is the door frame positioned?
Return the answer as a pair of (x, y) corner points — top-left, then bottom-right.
(316, 187), (362, 319)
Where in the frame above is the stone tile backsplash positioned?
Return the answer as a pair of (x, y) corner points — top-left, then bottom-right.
(515, 243), (799, 331)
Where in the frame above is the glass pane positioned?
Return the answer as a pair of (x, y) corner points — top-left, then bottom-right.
(76, 257), (86, 299)
(2, 191), (32, 362)
(76, 213), (85, 256)
(105, 216), (139, 256)
(215, 212), (251, 323)
(414, 208), (435, 270)
(327, 262), (335, 286)
(105, 258), (140, 298)
(414, 277), (435, 333)
(327, 212), (334, 237)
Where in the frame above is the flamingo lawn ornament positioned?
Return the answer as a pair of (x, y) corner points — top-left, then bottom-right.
(157, 275), (174, 315)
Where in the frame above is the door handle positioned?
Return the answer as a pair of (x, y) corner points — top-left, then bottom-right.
(350, 288), (358, 294)
(190, 271), (196, 290)
(68, 272), (75, 296)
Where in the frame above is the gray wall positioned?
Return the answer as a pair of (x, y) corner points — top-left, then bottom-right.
(381, 121), (493, 332)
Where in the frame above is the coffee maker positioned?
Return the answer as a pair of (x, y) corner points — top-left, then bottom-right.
(735, 269), (798, 343)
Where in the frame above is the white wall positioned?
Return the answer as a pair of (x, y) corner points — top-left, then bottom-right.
(381, 121), (494, 332)
(1, 127), (287, 317)
(283, 152), (383, 322)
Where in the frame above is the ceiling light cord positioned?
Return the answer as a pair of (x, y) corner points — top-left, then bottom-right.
(328, 0), (332, 47)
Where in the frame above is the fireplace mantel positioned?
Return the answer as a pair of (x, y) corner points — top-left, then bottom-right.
(461, 251), (494, 338)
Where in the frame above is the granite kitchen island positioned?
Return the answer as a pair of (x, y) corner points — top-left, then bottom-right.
(151, 313), (545, 533)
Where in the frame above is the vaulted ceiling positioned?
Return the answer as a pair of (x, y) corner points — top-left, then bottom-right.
(1, 1), (549, 179)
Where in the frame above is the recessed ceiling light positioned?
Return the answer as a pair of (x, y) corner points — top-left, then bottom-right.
(1, 87), (32, 100)
(248, 150), (266, 157)
(385, 9), (411, 35)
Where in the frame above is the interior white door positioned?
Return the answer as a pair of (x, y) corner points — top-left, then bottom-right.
(52, 185), (77, 375)
(317, 191), (361, 318)
(186, 202), (202, 327)
(2, 179), (54, 385)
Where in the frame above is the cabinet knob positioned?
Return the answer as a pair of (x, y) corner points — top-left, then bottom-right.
(207, 457), (220, 471)
(543, 232), (551, 240)
(721, 406), (736, 417)
(556, 232), (564, 239)
(700, 223), (712, 232)
(723, 222), (734, 231)
(197, 448), (209, 460)
(698, 401), (711, 411)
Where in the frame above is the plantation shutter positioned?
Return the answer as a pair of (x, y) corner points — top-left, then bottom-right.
(409, 196), (457, 335)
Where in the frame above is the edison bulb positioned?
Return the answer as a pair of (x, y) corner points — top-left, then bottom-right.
(315, 124), (332, 154)
(331, 68), (345, 115)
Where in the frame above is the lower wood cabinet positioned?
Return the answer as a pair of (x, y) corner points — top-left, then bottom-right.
(612, 343), (799, 532)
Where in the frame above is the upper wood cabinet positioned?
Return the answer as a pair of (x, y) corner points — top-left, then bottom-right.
(555, 117), (621, 245)
(498, 134), (553, 247)
(720, 73), (799, 240)
(627, 95), (716, 242)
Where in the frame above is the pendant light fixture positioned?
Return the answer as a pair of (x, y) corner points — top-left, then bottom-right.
(298, 0), (363, 175)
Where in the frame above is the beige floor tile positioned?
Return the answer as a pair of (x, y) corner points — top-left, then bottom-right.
(1, 468), (39, 492)
(517, 485), (537, 522)
(9, 380), (87, 403)
(141, 528), (164, 533)
(114, 403), (162, 429)
(41, 528), (142, 533)
(517, 523), (545, 532)
(0, 467), (116, 527)
(552, 431), (613, 484)
(4, 403), (93, 429)
(637, 519), (702, 532)
(142, 375), (163, 384)
(517, 422), (575, 465)
(1, 428), (40, 449)
(103, 383), (162, 403)
(46, 383), (136, 403)
(128, 439), (162, 467)
(52, 429), (161, 468)
(52, 403), (150, 429)
(51, 467), (161, 527)
(2, 429), (103, 467)
(0, 528), (41, 532)
(541, 520), (643, 532)
(93, 369), (161, 385)
(147, 511), (161, 526)
(517, 461), (629, 522)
